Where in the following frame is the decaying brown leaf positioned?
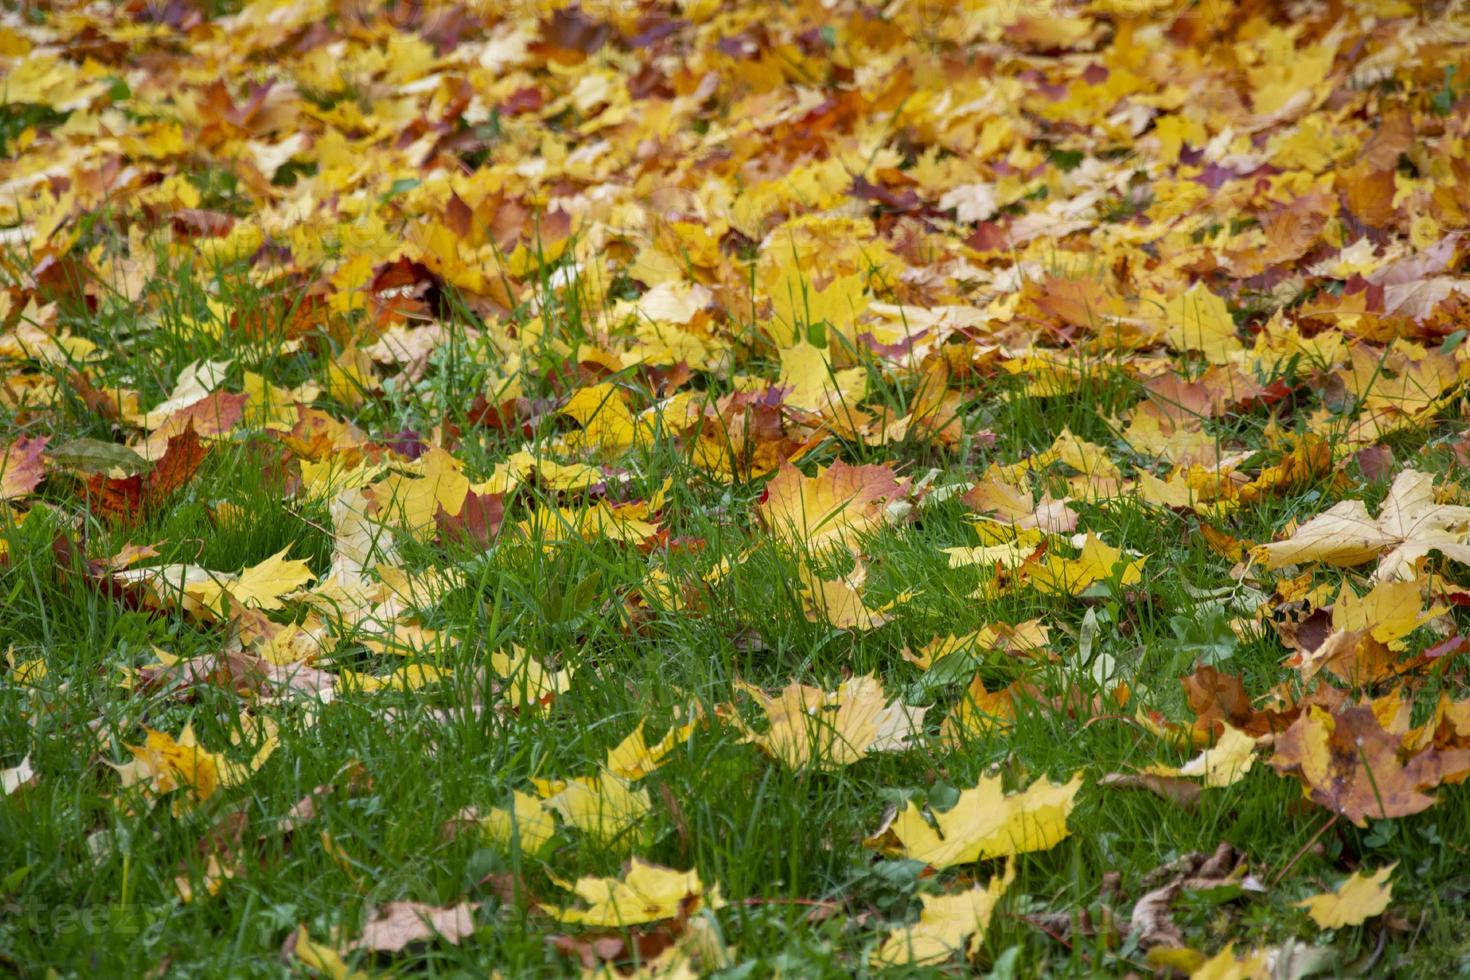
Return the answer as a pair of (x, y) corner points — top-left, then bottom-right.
(347, 901), (475, 953)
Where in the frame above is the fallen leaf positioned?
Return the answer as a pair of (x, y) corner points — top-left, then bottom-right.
(1098, 772), (1201, 810)
(186, 546), (316, 616)
(868, 772), (1083, 869)
(1143, 724), (1258, 788)
(1270, 704), (1464, 826)
(0, 435), (47, 501)
(1254, 470), (1470, 580)
(1294, 864), (1395, 929)
(873, 859), (1015, 966)
(347, 901), (475, 953)
(757, 460), (905, 554)
(1189, 943), (1270, 979)
(724, 675), (926, 771)
(543, 859), (722, 928)
(284, 925), (367, 980)
(2, 755), (36, 796)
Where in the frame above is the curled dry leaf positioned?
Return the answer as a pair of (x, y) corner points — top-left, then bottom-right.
(1098, 772), (1202, 810)
(1127, 843), (1253, 953)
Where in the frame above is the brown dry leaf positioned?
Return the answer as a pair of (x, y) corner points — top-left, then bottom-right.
(1127, 844), (1252, 953)
(85, 426), (207, 525)
(1098, 772), (1202, 810)
(1181, 666), (1288, 739)
(0, 435), (47, 501)
(435, 489), (505, 550)
(347, 901), (476, 953)
(1270, 703), (1470, 826)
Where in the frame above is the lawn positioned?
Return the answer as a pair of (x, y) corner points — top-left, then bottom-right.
(4, 0), (1470, 976)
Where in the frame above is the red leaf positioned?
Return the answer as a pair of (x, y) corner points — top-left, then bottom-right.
(436, 490), (505, 550)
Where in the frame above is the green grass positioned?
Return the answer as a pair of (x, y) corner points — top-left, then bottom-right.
(3, 253), (1470, 978)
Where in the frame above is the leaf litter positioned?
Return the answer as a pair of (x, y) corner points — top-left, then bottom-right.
(1, 0), (1469, 973)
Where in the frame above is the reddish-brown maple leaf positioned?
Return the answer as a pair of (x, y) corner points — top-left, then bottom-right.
(1, 435), (48, 501)
(436, 490), (505, 550)
(86, 425), (207, 524)
(1270, 703), (1467, 826)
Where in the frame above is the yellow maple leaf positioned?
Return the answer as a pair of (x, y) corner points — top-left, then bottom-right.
(776, 341), (867, 413)
(1189, 943), (1270, 980)
(543, 859), (723, 927)
(606, 713), (699, 781)
(765, 266), (868, 342)
(725, 675), (926, 771)
(114, 719), (277, 812)
(941, 678), (1021, 745)
(944, 522), (1044, 570)
(289, 925), (367, 980)
(798, 561), (904, 630)
(186, 547), (316, 617)
(490, 646), (573, 709)
(1164, 284), (1241, 364)
(873, 860), (1015, 966)
(1026, 533), (1144, 596)
(369, 447), (471, 534)
(869, 773), (1083, 869)
(562, 382), (639, 453)
(757, 460), (904, 554)
(338, 662), (447, 693)
(1294, 864), (1396, 929)
(1254, 470), (1470, 580)
(1330, 577), (1444, 650)
(537, 770), (651, 844)
(1144, 724), (1257, 788)
(479, 790), (556, 856)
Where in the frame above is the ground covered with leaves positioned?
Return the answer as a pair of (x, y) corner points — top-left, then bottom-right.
(3, 0), (1470, 975)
